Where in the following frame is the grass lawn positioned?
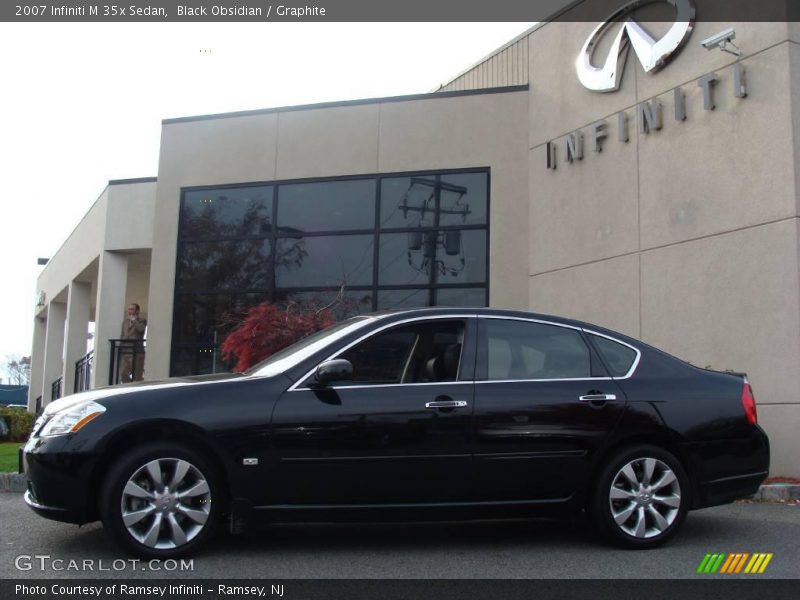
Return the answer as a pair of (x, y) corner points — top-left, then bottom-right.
(0, 442), (22, 473)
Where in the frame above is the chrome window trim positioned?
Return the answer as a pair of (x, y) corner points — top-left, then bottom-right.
(288, 314), (477, 392)
(327, 381), (474, 391)
(477, 315), (642, 381)
(476, 377), (613, 384)
(287, 313), (642, 392)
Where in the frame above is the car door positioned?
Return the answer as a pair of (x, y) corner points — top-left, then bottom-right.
(472, 316), (629, 502)
(269, 316), (477, 505)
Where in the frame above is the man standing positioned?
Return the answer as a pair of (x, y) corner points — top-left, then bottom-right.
(119, 303), (147, 383)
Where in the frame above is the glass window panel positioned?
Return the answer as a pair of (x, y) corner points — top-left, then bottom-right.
(173, 293), (268, 344)
(280, 290), (374, 319)
(181, 186), (273, 239)
(171, 345), (237, 377)
(378, 232), (431, 286)
(339, 329), (418, 384)
(176, 239), (272, 291)
(275, 234), (374, 288)
(379, 229), (486, 286)
(486, 320), (591, 380)
(380, 177), (438, 229)
(377, 289), (430, 310)
(277, 179), (375, 232)
(590, 334), (637, 377)
(434, 288), (487, 307)
(438, 172), (488, 226)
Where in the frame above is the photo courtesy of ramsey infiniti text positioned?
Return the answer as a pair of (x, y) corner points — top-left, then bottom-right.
(22, 309), (769, 558)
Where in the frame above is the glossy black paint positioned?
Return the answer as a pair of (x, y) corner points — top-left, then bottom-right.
(23, 308), (769, 529)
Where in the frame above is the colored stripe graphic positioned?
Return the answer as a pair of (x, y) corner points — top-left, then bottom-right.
(746, 554), (762, 573)
(697, 554), (713, 574)
(719, 554), (736, 573)
(758, 554), (773, 573)
(711, 554), (726, 573)
(733, 553), (749, 574)
(698, 552), (772, 574)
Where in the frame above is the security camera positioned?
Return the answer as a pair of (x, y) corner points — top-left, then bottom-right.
(700, 28), (741, 56)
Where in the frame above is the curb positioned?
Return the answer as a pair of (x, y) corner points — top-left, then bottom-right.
(0, 472), (27, 493)
(749, 483), (800, 502)
(1, 472), (799, 501)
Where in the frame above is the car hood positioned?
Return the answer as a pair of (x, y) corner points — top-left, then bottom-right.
(42, 372), (245, 416)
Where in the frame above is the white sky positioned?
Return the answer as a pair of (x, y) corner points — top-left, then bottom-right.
(0, 21), (535, 382)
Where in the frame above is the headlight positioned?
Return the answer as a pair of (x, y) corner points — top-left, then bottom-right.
(39, 402), (106, 437)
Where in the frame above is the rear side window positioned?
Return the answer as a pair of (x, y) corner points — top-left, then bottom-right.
(589, 334), (637, 377)
(485, 319), (591, 380)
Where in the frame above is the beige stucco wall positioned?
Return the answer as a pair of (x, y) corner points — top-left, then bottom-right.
(146, 91), (531, 380)
(35, 189), (109, 318)
(34, 181), (157, 317)
(527, 19), (799, 475)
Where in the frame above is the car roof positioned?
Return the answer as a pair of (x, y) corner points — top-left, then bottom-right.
(368, 307), (597, 331)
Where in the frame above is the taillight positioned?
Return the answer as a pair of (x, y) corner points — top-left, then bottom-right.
(741, 377), (757, 425)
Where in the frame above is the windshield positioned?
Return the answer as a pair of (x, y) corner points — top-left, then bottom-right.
(245, 316), (376, 378)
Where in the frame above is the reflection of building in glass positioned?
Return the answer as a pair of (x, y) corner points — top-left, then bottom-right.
(172, 172), (488, 375)
(400, 178), (472, 279)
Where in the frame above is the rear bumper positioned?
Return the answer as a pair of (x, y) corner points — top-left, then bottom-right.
(690, 425), (770, 509)
(696, 470), (768, 508)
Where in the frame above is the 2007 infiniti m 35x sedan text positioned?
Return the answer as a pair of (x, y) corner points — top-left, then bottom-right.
(23, 308), (769, 557)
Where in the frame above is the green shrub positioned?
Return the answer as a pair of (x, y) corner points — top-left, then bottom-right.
(0, 407), (35, 442)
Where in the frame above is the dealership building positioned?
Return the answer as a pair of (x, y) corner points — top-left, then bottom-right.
(28, 4), (800, 475)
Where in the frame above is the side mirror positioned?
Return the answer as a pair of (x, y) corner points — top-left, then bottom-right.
(312, 359), (353, 388)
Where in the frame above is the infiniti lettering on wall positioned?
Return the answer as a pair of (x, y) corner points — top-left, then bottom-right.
(547, 63), (748, 169)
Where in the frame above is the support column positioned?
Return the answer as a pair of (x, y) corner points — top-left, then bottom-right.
(92, 251), (128, 388)
(63, 280), (91, 395)
(28, 316), (47, 412)
(42, 301), (66, 406)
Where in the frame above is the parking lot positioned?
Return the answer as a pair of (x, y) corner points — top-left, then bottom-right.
(1, 494), (798, 579)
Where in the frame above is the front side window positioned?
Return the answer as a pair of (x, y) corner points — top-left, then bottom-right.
(327, 320), (466, 386)
(485, 319), (591, 380)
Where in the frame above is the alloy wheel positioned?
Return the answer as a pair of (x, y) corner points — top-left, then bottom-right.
(608, 457), (682, 539)
(120, 458), (211, 549)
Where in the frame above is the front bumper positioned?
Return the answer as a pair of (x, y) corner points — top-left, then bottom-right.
(22, 434), (101, 525)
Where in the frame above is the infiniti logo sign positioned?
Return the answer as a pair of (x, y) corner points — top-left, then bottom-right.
(576, 0), (696, 92)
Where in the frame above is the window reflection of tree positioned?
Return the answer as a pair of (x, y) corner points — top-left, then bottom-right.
(183, 194), (272, 239)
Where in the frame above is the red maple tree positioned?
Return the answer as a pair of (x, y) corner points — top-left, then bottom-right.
(220, 301), (336, 372)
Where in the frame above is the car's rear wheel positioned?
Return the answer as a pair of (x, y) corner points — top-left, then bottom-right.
(99, 443), (219, 558)
(590, 444), (689, 549)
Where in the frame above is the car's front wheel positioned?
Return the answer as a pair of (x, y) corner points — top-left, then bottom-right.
(99, 442), (219, 558)
(590, 445), (689, 549)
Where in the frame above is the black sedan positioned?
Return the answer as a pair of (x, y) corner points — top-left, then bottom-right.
(22, 308), (769, 557)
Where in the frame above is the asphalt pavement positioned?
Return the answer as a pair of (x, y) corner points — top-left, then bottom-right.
(1, 493), (797, 579)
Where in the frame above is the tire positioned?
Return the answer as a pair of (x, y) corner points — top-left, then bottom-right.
(590, 444), (690, 549)
(99, 442), (219, 558)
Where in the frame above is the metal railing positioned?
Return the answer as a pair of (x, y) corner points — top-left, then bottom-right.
(109, 339), (146, 385)
(51, 376), (63, 401)
(74, 350), (93, 393)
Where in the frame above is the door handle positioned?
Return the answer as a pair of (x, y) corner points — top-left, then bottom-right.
(425, 400), (468, 409)
(579, 394), (617, 402)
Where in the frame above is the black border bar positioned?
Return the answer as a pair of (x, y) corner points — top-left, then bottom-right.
(3, 0), (799, 23)
(3, 579), (800, 600)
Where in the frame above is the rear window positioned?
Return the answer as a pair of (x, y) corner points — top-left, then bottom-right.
(589, 334), (637, 377)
